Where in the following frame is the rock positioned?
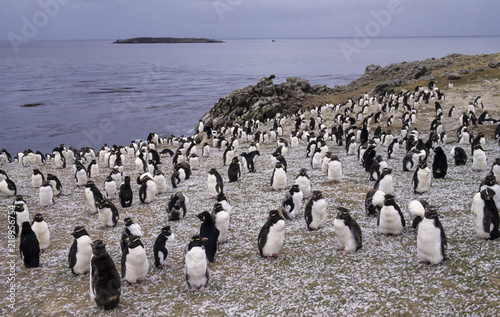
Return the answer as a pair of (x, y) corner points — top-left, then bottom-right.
(458, 69), (469, 75)
(447, 72), (462, 80)
(488, 61), (500, 69)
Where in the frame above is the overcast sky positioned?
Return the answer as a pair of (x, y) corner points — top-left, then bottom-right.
(1, 0), (499, 41)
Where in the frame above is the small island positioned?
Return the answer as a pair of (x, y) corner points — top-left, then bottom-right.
(113, 37), (224, 44)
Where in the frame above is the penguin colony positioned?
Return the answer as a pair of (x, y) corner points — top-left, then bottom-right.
(2, 82), (500, 314)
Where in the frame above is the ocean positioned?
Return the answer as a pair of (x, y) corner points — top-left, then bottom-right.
(1, 36), (499, 155)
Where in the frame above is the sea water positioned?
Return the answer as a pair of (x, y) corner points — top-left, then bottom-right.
(1, 36), (499, 154)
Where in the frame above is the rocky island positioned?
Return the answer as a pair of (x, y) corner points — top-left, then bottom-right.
(113, 37), (224, 44)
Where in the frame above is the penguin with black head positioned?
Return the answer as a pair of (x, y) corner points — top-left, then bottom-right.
(68, 226), (93, 275)
(90, 240), (121, 310)
(417, 205), (447, 266)
(20, 222), (40, 268)
(333, 207), (362, 253)
(197, 210), (219, 263)
(154, 226), (175, 269)
(258, 210), (285, 259)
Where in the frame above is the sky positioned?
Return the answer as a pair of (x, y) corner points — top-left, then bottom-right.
(1, 0), (499, 41)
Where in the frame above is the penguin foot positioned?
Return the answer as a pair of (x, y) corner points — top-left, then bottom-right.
(199, 285), (205, 292)
(189, 286), (197, 292)
(337, 246), (345, 251)
(162, 263), (171, 269)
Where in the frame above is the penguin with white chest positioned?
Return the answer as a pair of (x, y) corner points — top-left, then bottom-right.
(207, 168), (224, 197)
(31, 213), (50, 252)
(121, 235), (149, 286)
(271, 162), (287, 191)
(138, 175), (157, 204)
(333, 207), (362, 253)
(39, 182), (54, 206)
(0, 177), (17, 197)
(281, 184), (303, 219)
(413, 161), (431, 194)
(212, 202), (230, 243)
(408, 199), (430, 230)
(258, 210), (285, 259)
(184, 235), (209, 292)
(167, 192), (188, 221)
(68, 226), (93, 275)
(153, 226), (175, 269)
(378, 194), (405, 236)
(153, 169), (168, 194)
(10, 204), (29, 237)
(472, 144), (487, 171)
(90, 240), (121, 310)
(96, 199), (119, 228)
(295, 168), (311, 198)
(84, 181), (104, 215)
(305, 190), (327, 231)
(471, 188), (500, 240)
(104, 176), (117, 200)
(417, 205), (447, 266)
(327, 155), (343, 183)
(75, 164), (88, 187)
(47, 173), (62, 196)
(374, 168), (394, 195)
(20, 222), (40, 268)
(31, 169), (45, 188)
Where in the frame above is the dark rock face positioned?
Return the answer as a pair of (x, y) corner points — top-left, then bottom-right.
(200, 76), (334, 130)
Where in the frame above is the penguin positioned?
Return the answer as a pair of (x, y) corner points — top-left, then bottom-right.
(19, 222), (40, 268)
(153, 169), (168, 194)
(39, 182), (55, 206)
(365, 189), (385, 216)
(75, 164), (88, 187)
(0, 169), (8, 182)
(0, 177), (17, 197)
(216, 192), (232, 215)
(432, 146), (448, 179)
(139, 175), (157, 204)
(281, 184), (303, 219)
(46, 173), (62, 196)
(222, 146), (235, 166)
(212, 202), (230, 243)
(311, 148), (323, 169)
(304, 190), (327, 231)
(121, 235), (149, 286)
(471, 133), (486, 155)
(227, 156), (241, 183)
(240, 150), (260, 173)
(135, 152), (148, 173)
(96, 199), (119, 227)
(472, 144), (487, 171)
(123, 217), (143, 237)
(52, 147), (66, 169)
(271, 162), (287, 191)
(31, 213), (50, 252)
(413, 160), (431, 194)
(333, 207), (362, 253)
(202, 142), (210, 157)
(196, 211), (219, 262)
(85, 181), (104, 215)
(479, 173), (500, 210)
(417, 205), (447, 266)
(374, 168), (394, 195)
(31, 168), (45, 188)
(450, 146), (467, 166)
(207, 168), (224, 197)
(491, 158), (500, 181)
(68, 226), (93, 275)
(119, 176), (133, 208)
(471, 188), (500, 240)
(10, 204), (30, 237)
(448, 105), (455, 117)
(153, 226), (175, 269)
(167, 192), (188, 221)
(189, 153), (200, 171)
(408, 199), (430, 229)
(387, 138), (398, 159)
(378, 194), (405, 236)
(89, 240), (121, 310)
(184, 235), (209, 292)
(295, 168), (311, 198)
(258, 210), (286, 259)
(87, 159), (99, 178)
(109, 167), (122, 185)
(0, 148), (12, 163)
(104, 176), (117, 200)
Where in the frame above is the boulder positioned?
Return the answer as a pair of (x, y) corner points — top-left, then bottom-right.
(447, 72), (462, 80)
(488, 61), (500, 69)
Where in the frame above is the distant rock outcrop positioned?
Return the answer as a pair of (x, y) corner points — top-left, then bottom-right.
(113, 37), (223, 44)
(200, 76), (335, 130)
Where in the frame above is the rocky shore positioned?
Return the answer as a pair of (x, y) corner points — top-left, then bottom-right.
(200, 52), (500, 131)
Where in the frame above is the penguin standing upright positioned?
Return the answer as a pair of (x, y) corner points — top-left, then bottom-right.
(166, 192), (188, 221)
(207, 168), (224, 197)
(38, 181), (55, 206)
(75, 164), (88, 187)
(413, 161), (431, 194)
(119, 176), (133, 208)
(258, 210), (285, 259)
(68, 226), (93, 275)
(417, 205), (447, 266)
(189, 153), (200, 170)
(304, 190), (327, 231)
(87, 159), (99, 178)
(153, 169), (168, 194)
(471, 188), (500, 240)
(472, 144), (487, 171)
(19, 222), (40, 268)
(153, 226), (175, 269)
(31, 169), (45, 188)
(85, 181), (103, 215)
(196, 211), (219, 262)
(123, 217), (143, 237)
(216, 192), (232, 214)
(271, 162), (287, 191)
(295, 168), (311, 198)
(47, 173), (62, 196)
(90, 240), (121, 310)
(333, 207), (362, 253)
(104, 176), (117, 200)
(327, 156), (343, 183)
(227, 157), (241, 183)
(432, 147), (448, 179)
(378, 195), (405, 236)
(407, 199), (430, 229)
(121, 235), (149, 286)
(184, 235), (209, 292)
(374, 168), (394, 195)
(491, 158), (500, 181)
(212, 203), (230, 243)
(31, 213), (50, 252)
(96, 199), (119, 227)
(281, 184), (303, 219)
(11, 203), (30, 237)
(139, 175), (157, 204)
(365, 189), (385, 216)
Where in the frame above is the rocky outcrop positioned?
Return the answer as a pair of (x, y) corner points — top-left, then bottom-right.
(200, 76), (335, 130)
